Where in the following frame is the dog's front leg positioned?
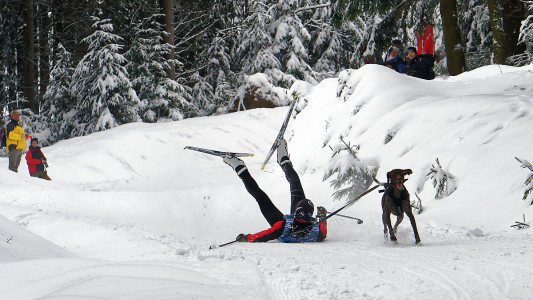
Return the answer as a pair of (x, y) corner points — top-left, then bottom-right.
(393, 213), (404, 233)
(382, 213), (397, 242)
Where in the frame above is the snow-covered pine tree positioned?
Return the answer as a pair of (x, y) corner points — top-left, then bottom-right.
(514, 1), (533, 65)
(190, 72), (216, 116)
(457, 0), (492, 69)
(204, 35), (235, 113)
(323, 136), (378, 202)
(515, 157), (533, 205)
(41, 43), (76, 142)
(521, 1), (533, 44)
(70, 17), (139, 136)
(270, 0), (317, 86)
(126, 14), (192, 122)
(0, 10), (24, 113)
(235, 0), (283, 84)
(427, 158), (457, 199)
(301, 0), (351, 77)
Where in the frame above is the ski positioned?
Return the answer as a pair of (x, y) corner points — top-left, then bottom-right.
(184, 146), (254, 158)
(261, 93), (300, 170)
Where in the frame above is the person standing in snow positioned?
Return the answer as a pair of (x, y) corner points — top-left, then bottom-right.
(416, 23), (435, 57)
(5, 110), (29, 172)
(26, 138), (51, 180)
(223, 139), (327, 243)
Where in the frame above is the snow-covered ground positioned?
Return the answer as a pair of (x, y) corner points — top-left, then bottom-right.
(1, 64), (533, 299)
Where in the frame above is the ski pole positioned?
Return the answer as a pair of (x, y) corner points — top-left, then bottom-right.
(330, 212), (363, 224)
(209, 240), (237, 250)
(319, 184), (380, 223)
(288, 185), (379, 236)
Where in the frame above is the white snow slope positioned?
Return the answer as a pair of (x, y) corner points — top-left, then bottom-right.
(1, 64), (533, 300)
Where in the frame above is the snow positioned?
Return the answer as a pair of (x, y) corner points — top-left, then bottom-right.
(2, 64), (533, 299)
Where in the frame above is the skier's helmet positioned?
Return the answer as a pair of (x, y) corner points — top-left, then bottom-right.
(294, 199), (314, 223)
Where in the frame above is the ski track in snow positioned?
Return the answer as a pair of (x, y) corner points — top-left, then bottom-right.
(1, 172), (533, 299)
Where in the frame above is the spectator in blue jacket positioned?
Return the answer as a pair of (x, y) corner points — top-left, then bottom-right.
(383, 46), (406, 73)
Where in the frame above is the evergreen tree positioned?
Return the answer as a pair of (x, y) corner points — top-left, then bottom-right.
(516, 157), (533, 205)
(70, 17), (139, 136)
(300, 0), (351, 77)
(270, 0), (316, 85)
(41, 43), (75, 141)
(127, 14), (193, 122)
(0, 5), (24, 114)
(205, 35), (235, 112)
(518, 1), (533, 63)
(323, 136), (378, 202)
(235, 0), (283, 84)
(190, 72), (216, 116)
(458, 0), (492, 69)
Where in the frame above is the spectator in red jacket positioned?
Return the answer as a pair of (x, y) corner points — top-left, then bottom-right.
(417, 23), (435, 56)
(26, 138), (51, 180)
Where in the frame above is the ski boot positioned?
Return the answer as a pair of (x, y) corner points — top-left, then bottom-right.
(223, 155), (247, 175)
(277, 139), (291, 167)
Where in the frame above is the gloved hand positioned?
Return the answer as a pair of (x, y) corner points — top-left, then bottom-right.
(316, 206), (327, 219)
(235, 233), (249, 242)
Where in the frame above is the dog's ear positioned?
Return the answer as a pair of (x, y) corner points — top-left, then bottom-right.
(402, 169), (413, 176)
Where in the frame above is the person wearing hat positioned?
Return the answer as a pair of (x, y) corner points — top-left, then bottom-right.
(383, 39), (403, 62)
(404, 46), (435, 80)
(223, 139), (327, 243)
(405, 46), (418, 62)
(25, 137), (51, 180)
(383, 46), (406, 73)
(5, 110), (29, 172)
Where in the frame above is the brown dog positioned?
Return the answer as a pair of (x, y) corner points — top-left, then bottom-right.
(381, 169), (421, 244)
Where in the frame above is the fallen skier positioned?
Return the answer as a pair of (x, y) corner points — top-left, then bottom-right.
(223, 139), (327, 243)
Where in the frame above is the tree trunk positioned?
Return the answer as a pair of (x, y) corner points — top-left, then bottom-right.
(487, 0), (507, 64)
(439, 0), (466, 75)
(23, 0), (36, 111)
(488, 0), (527, 64)
(38, 2), (51, 109)
(501, 0), (527, 57)
(160, 0), (176, 80)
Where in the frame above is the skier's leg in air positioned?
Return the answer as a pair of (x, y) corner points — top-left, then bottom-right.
(223, 156), (284, 226)
(276, 139), (306, 214)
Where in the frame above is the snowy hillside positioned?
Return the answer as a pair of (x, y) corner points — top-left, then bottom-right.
(1, 65), (533, 299)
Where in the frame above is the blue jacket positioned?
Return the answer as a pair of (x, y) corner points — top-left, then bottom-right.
(384, 56), (406, 73)
(280, 215), (322, 243)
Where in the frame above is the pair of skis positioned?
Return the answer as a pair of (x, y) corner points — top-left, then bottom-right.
(184, 93), (299, 169)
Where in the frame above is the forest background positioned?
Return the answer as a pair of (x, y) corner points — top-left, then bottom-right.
(1, 0), (532, 146)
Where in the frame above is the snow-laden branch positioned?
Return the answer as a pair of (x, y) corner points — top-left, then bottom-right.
(294, 2), (331, 14)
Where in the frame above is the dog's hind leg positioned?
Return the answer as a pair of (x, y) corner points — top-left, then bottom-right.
(404, 205), (421, 244)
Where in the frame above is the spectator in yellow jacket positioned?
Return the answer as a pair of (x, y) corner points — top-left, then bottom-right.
(6, 110), (29, 172)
